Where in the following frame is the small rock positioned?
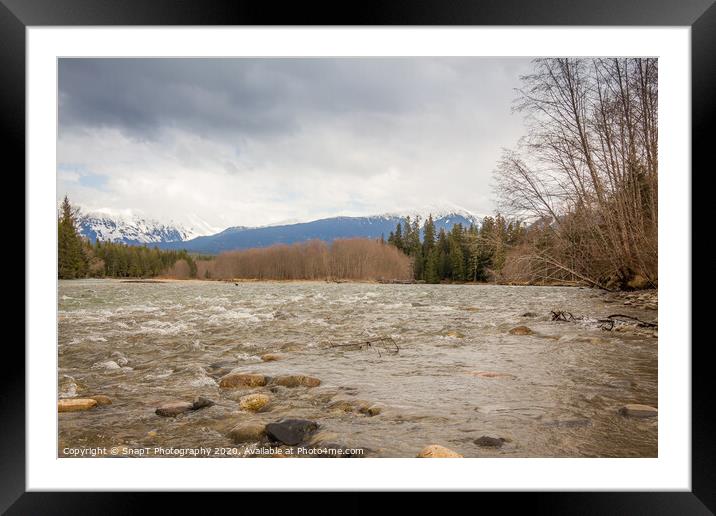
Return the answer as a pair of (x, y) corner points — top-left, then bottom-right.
(474, 435), (505, 447)
(462, 307), (480, 312)
(361, 404), (382, 417)
(416, 444), (463, 458)
(261, 353), (282, 362)
(509, 326), (534, 335)
(155, 401), (194, 417)
(218, 372), (268, 388)
(92, 360), (121, 371)
(271, 375), (321, 388)
(147, 430), (158, 438)
(521, 312), (538, 317)
(89, 395), (112, 406)
(619, 404), (657, 418)
(228, 422), (267, 443)
(191, 396), (215, 410)
(58, 398), (98, 412)
(239, 393), (271, 412)
(266, 418), (319, 445)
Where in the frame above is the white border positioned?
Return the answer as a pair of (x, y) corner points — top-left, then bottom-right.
(27, 27), (691, 491)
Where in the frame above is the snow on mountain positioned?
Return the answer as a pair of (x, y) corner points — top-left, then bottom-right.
(77, 211), (204, 245)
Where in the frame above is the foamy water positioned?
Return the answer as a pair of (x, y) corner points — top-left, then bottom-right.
(58, 279), (657, 457)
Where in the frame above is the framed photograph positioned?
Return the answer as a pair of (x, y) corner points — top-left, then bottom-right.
(9, 0), (710, 511)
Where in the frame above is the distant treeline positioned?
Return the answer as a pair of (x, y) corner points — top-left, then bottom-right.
(387, 214), (524, 283)
(197, 239), (411, 281)
(57, 196), (200, 279)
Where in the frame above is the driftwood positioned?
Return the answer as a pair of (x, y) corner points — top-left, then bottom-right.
(551, 310), (657, 331)
(328, 336), (400, 357)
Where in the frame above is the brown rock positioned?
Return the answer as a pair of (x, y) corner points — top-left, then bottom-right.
(155, 401), (194, 417)
(619, 404), (658, 418)
(89, 395), (112, 406)
(218, 372), (268, 388)
(239, 393), (271, 412)
(445, 330), (465, 338)
(474, 435), (505, 447)
(272, 375), (321, 388)
(228, 422), (267, 443)
(509, 326), (534, 335)
(58, 398), (98, 412)
(261, 353), (282, 362)
(416, 444), (463, 458)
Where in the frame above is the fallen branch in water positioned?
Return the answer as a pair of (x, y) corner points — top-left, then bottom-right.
(550, 310), (657, 331)
(604, 314), (658, 328)
(328, 336), (400, 357)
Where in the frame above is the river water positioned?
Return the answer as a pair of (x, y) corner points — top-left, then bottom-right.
(58, 279), (657, 458)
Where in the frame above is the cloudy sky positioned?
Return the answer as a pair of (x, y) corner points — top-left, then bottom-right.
(58, 58), (533, 233)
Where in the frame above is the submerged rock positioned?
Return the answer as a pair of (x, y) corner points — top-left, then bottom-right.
(155, 401), (194, 417)
(521, 312), (539, 318)
(191, 396), (215, 410)
(416, 444), (463, 458)
(58, 398), (98, 412)
(239, 393), (271, 412)
(228, 422), (267, 443)
(260, 353), (282, 362)
(266, 418), (319, 445)
(509, 326), (534, 335)
(271, 375), (321, 388)
(218, 373), (268, 388)
(619, 404), (657, 418)
(89, 395), (112, 406)
(445, 331), (465, 338)
(474, 435), (506, 447)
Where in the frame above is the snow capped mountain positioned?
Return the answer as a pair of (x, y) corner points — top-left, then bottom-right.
(77, 212), (206, 245)
(76, 204), (487, 252)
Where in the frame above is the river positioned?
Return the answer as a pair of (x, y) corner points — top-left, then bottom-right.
(58, 279), (657, 458)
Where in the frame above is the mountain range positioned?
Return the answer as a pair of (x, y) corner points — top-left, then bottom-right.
(77, 206), (483, 255)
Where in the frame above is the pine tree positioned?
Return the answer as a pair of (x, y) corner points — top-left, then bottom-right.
(58, 196), (88, 279)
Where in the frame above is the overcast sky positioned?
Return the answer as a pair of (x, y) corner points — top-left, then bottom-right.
(58, 58), (533, 232)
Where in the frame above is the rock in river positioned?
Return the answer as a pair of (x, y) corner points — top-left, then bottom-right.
(156, 397), (215, 417)
(271, 375), (321, 388)
(219, 372), (268, 388)
(239, 393), (271, 412)
(58, 398), (98, 412)
(416, 444), (463, 458)
(228, 422), (267, 443)
(155, 401), (194, 417)
(474, 435), (506, 447)
(509, 326), (534, 335)
(192, 396), (215, 410)
(266, 419), (319, 445)
(619, 404), (657, 418)
(260, 353), (282, 362)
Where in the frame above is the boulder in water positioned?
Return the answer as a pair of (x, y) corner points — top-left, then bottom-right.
(509, 326), (534, 335)
(260, 353), (282, 362)
(228, 422), (267, 443)
(266, 418), (319, 445)
(416, 444), (463, 458)
(218, 372), (268, 388)
(155, 401), (194, 417)
(271, 375), (321, 388)
(58, 398), (98, 412)
(239, 393), (271, 412)
(191, 396), (215, 410)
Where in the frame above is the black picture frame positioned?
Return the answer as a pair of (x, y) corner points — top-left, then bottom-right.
(6, 0), (710, 512)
